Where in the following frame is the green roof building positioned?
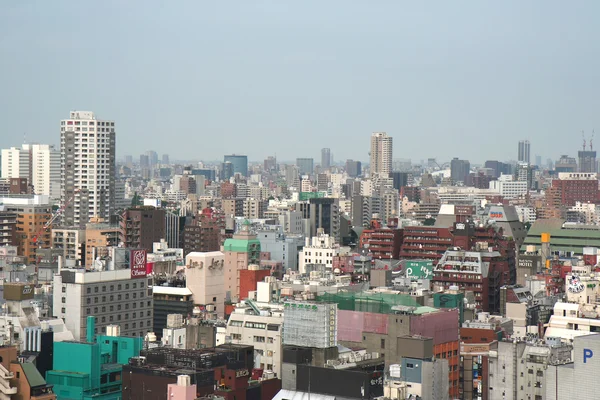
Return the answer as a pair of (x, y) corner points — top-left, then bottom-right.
(521, 218), (600, 255)
(223, 221), (261, 302)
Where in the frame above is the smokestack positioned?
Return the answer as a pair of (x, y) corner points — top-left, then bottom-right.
(86, 316), (95, 343)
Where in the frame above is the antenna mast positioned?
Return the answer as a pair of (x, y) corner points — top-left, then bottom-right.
(583, 131), (586, 151)
(591, 130), (595, 151)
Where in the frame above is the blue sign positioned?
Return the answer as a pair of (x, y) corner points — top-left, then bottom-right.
(584, 348), (593, 363)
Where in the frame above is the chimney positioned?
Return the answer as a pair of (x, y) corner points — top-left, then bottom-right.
(86, 316), (95, 343)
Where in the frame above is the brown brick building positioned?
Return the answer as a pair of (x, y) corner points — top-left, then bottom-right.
(120, 207), (166, 253)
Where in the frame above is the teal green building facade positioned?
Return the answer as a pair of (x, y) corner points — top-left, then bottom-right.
(46, 317), (142, 400)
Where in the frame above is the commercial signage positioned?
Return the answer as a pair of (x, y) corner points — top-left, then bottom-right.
(3, 283), (34, 301)
(130, 249), (147, 279)
(489, 211), (504, 220)
(235, 369), (249, 378)
(405, 260), (433, 280)
(584, 348), (593, 363)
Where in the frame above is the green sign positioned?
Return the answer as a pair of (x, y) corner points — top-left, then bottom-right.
(299, 192), (326, 201)
(405, 260), (433, 280)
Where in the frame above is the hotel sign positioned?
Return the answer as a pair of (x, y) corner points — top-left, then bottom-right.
(130, 249), (147, 279)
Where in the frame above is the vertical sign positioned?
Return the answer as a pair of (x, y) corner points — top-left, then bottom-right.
(130, 249), (147, 278)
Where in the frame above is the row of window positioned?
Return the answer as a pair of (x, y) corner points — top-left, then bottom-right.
(85, 281), (146, 293)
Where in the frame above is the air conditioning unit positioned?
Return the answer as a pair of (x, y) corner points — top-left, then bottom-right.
(206, 304), (215, 312)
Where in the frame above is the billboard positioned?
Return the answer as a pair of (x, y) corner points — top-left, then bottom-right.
(404, 260), (433, 280)
(3, 283), (34, 301)
(130, 249), (147, 279)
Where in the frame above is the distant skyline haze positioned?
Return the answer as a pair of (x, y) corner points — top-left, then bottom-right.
(1, 1), (599, 164)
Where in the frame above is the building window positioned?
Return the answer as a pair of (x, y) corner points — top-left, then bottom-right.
(61, 297), (66, 303)
(133, 283), (137, 289)
(102, 286), (106, 292)
(94, 287), (98, 293)
(407, 363), (414, 368)
(125, 284), (129, 290)
(87, 298), (91, 305)
(267, 337), (274, 344)
(87, 287), (91, 294)
(232, 333), (242, 340)
(61, 307), (66, 313)
(253, 336), (265, 343)
(62, 287), (66, 293)
(118, 284), (122, 290)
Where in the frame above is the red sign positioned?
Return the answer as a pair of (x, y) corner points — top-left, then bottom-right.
(130, 249), (147, 278)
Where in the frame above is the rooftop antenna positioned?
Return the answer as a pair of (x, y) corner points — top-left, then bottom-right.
(591, 130), (595, 151)
(23, 132), (27, 144)
(582, 131), (586, 151)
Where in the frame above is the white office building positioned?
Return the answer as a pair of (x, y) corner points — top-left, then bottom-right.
(1, 144), (60, 199)
(226, 301), (284, 377)
(489, 179), (529, 199)
(298, 230), (339, 274)
(60, 111), (116, 227)
(53, 263), (153, 340)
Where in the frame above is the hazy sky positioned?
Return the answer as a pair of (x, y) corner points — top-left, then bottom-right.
(1, 1), (599, 164)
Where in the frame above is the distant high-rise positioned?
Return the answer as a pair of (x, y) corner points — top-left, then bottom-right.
(346, 160), (362, 177)
(321, 148), (331, 169)
(220, 161), (234, 181)
(484, 160), (511, 179)
(264, 156), (277, 173)
(60, 111), (115, 227)
(450, 158), (470, 185)
(1, 144), (60, 198)
(146, 150), (158, 167)
(518, 140), (531, 164)
(223, 154), (248, 177)
(125, 155), (133, 167)
(139, 154), (149, 168)
(296, 158), (314, 176)
(578, 150), (597, 173)
(162, 154), (170, 165)
(369, 132), (393, 177)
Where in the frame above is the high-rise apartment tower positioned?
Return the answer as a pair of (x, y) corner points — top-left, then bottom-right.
(369, 132), (393, 177)
(518, 140), (531, 164)
(60, 111), (116, 228)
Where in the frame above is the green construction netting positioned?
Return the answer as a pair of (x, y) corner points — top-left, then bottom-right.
(316, 292), (420, 313)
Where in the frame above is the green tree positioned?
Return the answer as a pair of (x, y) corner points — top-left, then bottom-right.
(423, 217), (436, 226)
(131, 192), (142, 207)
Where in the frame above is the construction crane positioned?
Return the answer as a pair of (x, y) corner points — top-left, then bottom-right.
(32, 189), (80, 246)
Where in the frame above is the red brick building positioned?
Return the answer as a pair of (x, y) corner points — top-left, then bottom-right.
(551, 172), (599, 207)
(399, 226), (453, 261)
(239, 267), (271, 301)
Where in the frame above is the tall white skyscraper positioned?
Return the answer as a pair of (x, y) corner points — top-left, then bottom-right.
(60, 111), (116, 227)
(518, 140), (531, 164)
(369, 132), (393, 177)
(1, 144), (60, 199)
(1, 146), (30, 180)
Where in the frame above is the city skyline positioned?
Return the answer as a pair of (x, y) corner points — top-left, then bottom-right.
(1, 1), (600, 162)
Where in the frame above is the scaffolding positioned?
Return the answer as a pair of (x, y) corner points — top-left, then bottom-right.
(316, 292), (419, 314)
(283, 302), (337, 349)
